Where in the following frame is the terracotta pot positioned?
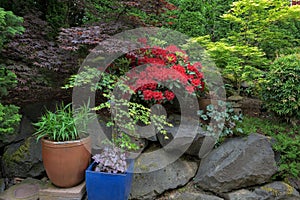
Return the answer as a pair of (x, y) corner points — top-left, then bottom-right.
(42, 136), (91, 188)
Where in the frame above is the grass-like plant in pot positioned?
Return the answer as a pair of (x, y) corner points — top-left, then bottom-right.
(86, 145), (135, 200)
(33, 103), (94, 188)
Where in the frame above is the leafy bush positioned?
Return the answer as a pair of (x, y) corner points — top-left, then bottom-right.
(0, 66), (21, 138)
(164, 0), (234, 40)
(272, 132), (300, 179)
(0, 66), (17, 97)
(0, 103), (21, 135)
(193, 36), (268, 96)
(0, 8), (23, 139)
(222, 0), (300, 59)
(0, 7), (24, 48)
(261, 54), (300, 121)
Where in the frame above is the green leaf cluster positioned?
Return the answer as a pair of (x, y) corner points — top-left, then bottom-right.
(192, 36), (268, 96)
(33, 103), (95, 142)
(198, 100), (243, 142)
(261, 54), (300, 121)
(0, 65), (21, 140)
(163, 0), (234, 40)
(0, 103), (20, 135)
(0, 66), (17, 97)
(0, 8), (23, 139)
(222, 0), (300, 59)
(0, 7), (24, 49)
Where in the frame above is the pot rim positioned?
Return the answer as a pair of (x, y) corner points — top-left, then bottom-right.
(42, 136), (91, 147)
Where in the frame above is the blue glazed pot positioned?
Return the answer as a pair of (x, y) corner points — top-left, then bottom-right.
(85, 160), (134, 200)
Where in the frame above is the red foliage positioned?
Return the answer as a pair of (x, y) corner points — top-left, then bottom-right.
(115, 40), (205, 104)
(0, 13), (80, 104)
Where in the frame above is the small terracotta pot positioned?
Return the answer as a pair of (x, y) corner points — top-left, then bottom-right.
(42, 136), (91, 188)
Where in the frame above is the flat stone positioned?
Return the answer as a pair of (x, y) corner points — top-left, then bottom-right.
(173, 192), (224, 200)
(227, 95), (243, 101)
(224, 189), (262, 200)
(39, 181), (86, 200)
(0, 178), (42, 200)
(15, 184), (39, 198)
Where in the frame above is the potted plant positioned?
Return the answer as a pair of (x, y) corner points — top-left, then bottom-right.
(85, 145), (134, 200)
(33, 103), (94, 188)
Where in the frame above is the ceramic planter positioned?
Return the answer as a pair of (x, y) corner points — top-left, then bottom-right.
(42, 136), (91, 187)
(86, 159), (134, 200)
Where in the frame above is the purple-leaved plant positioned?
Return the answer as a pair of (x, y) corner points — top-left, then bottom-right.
(92, 146), (127, 174)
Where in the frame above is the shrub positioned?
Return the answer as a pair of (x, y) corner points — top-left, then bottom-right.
(0, 66), (21, 138)
(164, 0), (234, 40)
(0, 103), (21, 135)
(261, 54), (300, 122)
(0, 7), (24, 49)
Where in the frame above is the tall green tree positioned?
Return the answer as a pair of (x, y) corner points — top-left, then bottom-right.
(164, 0), (234, 40)
(222, 0), (300, 59)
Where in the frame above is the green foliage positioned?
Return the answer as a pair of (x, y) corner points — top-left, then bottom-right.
(94, 82), (172, 138)
(0, 8), (23, 139)
(261, 54), (300, 121)
(33, 103), (94, 142)
(0, 66), (17, 97)
(45, 0), (69, 35)
(192, 36), (268, 96)
(198, 100), (243, 142)
(65, 63), (173, 147)
(222, 0), (300, 59)
(164, 0), (234, 40)
(0, 66), (21, 138)
(0, 7), (24, 49)
(83, 0), (121, 24)
(273, 132), (300, 179)
(0, 103), (21, 135)
(112, 132), (139, 151)
(236, 116), (300, 179)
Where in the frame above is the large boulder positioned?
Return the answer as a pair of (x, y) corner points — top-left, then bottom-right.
(157, 114), (210, 158)
(194, 133), (278, 193)
(129, 158), (198, 200)
(2, 137), (44, 178)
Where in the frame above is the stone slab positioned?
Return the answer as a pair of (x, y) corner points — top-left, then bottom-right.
(0, 178), (42, 200)
(39, 181), (86, 200)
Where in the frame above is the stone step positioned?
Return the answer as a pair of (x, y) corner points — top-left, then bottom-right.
(39, 181), (86, 200)
(0, 178), (86, 200)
